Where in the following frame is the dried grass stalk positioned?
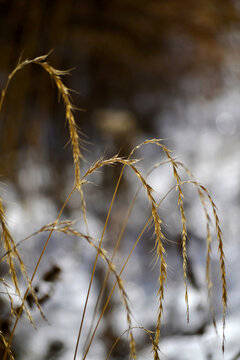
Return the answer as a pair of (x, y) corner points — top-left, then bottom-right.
(0, 330), (14, 360)
(0, 198), (44, 324)
(55, 224), (137, 359)
(0, 53), (88, 231)
(106, 326), (159, 360)
(130, 140), (227, 352)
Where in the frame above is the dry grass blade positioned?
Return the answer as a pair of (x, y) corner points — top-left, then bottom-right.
(75, 156), (143, 360)
(167, 160), (226, 349)
(35, 58), (88, 231)
(131, 139), (226, 352)
(82, 179), (171, 360)
(130, 140), (188, 353)
(3, 187), (76, 360)
(0, 53), (88, 232)
(105, 326), (160, 360)
(83, 164), (128, 350)
(75, 154), (167, 358)
(82, 155), (139, 179)
(0, 220), (77, 262)
(175, 166), (226, 349)
(201, 186), (227, 352)
(172, 162), (218, 333)
(0, 53), (81, 186)
(193, 184), (217, 331)
(159, 144), (189, 322)
(84, 158), (175, 355)
(85, 155), (166, 358)
(0, 331), (14, 360)
(1, 279), (17, 318)
(83, 155), (173, 353)
(130, 139), (189, 321)
(0, 54), (50, 111)
(0, 198), (44, 326)
(168, 157), (226, 346)
(82, 224), (148, 360)
(61, 226), (136, 359)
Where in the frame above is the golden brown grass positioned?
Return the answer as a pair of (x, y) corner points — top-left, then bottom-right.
(0, 54), (227, 359)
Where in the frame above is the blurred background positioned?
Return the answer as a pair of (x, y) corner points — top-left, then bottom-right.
(0, 1), (240, 359)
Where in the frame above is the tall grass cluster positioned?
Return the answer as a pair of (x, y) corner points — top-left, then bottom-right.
(0, 54), (227, 359)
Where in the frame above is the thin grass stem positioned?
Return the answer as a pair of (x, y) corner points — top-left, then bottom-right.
(3, 187), (76, 360)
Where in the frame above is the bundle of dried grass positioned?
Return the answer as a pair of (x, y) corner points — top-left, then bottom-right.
(0, 54), (227, 360)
